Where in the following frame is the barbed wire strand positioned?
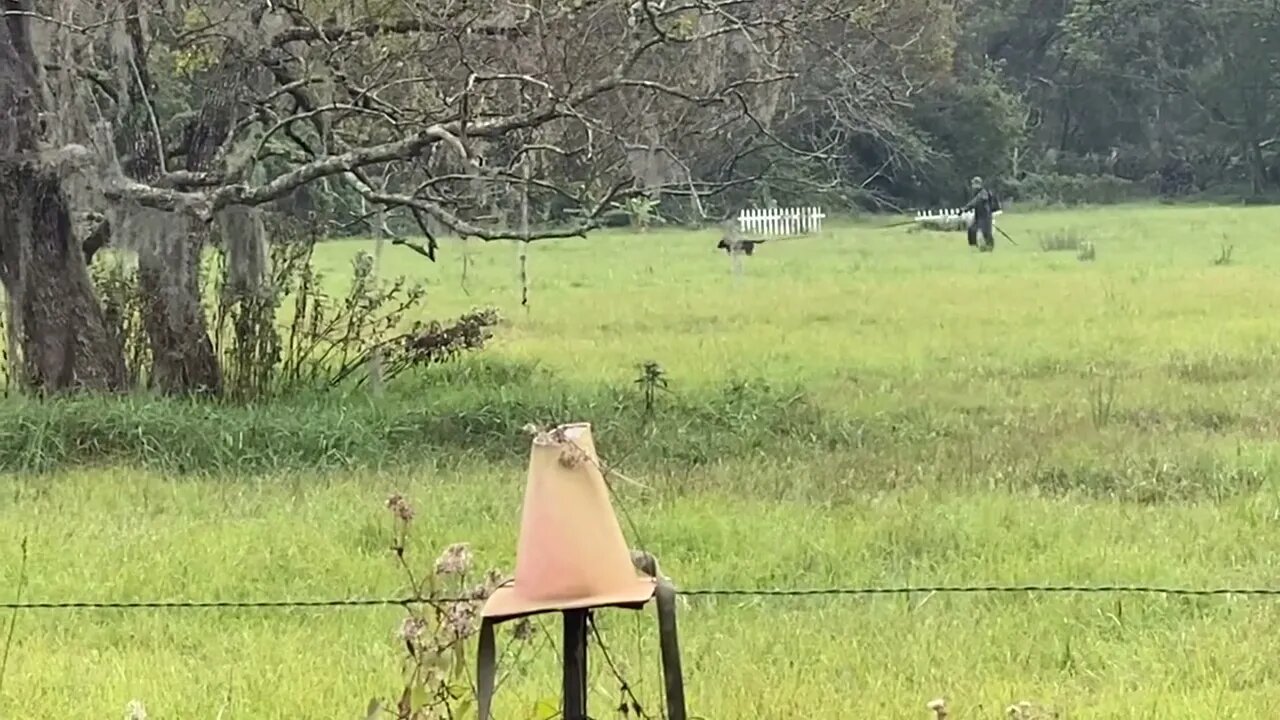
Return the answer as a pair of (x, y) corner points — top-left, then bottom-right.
(5, 583), (1280, 611)
(0, 598), (423, 610)
(678, 584), (1280, 597)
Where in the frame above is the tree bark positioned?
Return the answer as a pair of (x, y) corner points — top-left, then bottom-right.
(0, 0), (128, 394)
(136, 215), (221, 395)
(0, 163), (129, 393)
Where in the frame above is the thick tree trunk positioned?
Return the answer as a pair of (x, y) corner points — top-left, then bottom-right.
(136, 216), (222, 396)
(114, 16), (228, 397)
(0, 0), (128, 393)
(0, 162), (128, 393)
(134, 62), (253, 396)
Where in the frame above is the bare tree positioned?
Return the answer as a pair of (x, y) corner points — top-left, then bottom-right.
(0, 0), (944, 395)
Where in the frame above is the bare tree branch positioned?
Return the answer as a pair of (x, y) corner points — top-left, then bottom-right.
(32, 0), (941, 249)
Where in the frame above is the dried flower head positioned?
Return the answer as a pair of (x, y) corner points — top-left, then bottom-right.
(442, 601), (478, 639)
(559, 447), (583, 467)
(386, 493), (415, 523)
(435, 542), (473, 577)
(397, 616), (428, 644)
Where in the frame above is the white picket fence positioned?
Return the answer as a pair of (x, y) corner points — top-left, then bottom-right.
(737, 206), (825, 237)
(914, 208), (1003, 229)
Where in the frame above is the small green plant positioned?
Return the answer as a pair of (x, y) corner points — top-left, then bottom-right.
(622, 196), (659, 232)
(1212, 244), (1234, 266)
(635, 360), (670, 416)
(1088, 370), (1119, 429)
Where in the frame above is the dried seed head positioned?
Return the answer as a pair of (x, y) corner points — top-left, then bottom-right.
(557, 444), (584, 468)
(435, 542), (473, 577)
(442, 601), (477, 639)
(397, 616), (428, 643)
(385, 493), (414, 523)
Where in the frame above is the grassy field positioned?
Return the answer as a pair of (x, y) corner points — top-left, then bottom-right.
(5, 202), (1280, 718)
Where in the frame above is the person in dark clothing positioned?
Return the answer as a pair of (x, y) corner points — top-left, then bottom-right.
(963, 176), (999, 252)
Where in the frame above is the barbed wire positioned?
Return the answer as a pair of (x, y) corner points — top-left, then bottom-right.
(4, 583), (1280, 611)
(0, 598), (425, 610)
(677, 584), (1280, 597)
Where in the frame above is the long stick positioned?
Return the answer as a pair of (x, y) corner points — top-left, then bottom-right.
(519, 157), (531, 310)
(995, 225), (1018, 246)
(368, 206), (385, 396)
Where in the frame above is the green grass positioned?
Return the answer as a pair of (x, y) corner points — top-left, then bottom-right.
(6, 203), (1280, 718)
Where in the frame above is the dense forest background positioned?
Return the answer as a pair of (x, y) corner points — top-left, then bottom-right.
(787, 0), (1280, 211)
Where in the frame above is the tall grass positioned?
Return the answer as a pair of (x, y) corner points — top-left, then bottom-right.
(0, 359), (845, 475)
